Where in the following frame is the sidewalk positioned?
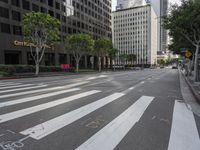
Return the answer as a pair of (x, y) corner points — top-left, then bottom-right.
(180, 69), (200, 104)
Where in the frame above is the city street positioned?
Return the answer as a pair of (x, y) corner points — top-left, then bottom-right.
(0, 69), (199, 150)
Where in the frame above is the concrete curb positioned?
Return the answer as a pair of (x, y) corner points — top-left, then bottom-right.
(180, 69), (200, 104)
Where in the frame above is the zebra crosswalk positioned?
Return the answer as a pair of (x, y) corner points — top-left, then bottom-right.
(0, 81), (200, 150)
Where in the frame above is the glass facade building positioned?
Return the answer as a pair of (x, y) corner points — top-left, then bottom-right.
(0, 0), (112, 67)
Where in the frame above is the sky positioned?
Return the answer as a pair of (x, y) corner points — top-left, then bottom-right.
(111, 0), (182, 11)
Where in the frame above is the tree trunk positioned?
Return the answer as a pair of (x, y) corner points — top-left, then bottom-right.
(110, 57), (113, 69)
(76, 62), (79, 73)
(194, 45), (199, 81)
(35, 63), (40, 76)
(113, 59), (116, 71)
(98, 56), (101, 72)
(123, 60), (125, 70)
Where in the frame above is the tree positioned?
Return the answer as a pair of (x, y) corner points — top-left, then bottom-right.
(163, 0), (200, 81)
(168, 32), (194, 55)
(119, 54), (128, 70)
(23, 12), (60, 76)
(107, 47), (118, 69)
(65, 34), (94, 73)
(94, 38), (112, 72)
(157, 59), (165, 66)
(127, 54), (137, 65)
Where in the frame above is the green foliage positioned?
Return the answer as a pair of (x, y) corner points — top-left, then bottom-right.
(163, 0), (200, 81)
(23, 12), (61, 45)
(163, 0), (200, 49)
(22, 12), (61, 75)
(0, 65), (70, 76)
(157, 59), (165, 65)
(65, 33), (94, 54)
(0, 71), (10, 77)
(119, 54), (128, 60)
(65, 33), (94, 72)
(108, 48), (118, 58)
(168, 35), (194, 54)
(94, 38), (113, 57)
(127, 54), (137, 62)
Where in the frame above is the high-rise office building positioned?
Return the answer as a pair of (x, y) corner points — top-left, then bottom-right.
(112, 4), (158, 66)
(115, 0), (168, 52)
(160, 0), (168, 52)
(0, 0), (112, 67)
(116, 0), (144, 10)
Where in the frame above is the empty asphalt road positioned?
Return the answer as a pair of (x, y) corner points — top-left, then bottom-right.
(0, 69), (199, 150)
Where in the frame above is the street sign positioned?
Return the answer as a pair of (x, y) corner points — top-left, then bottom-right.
(185, 50), (192, 58)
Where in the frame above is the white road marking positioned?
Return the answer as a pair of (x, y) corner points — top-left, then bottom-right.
(20, 93), (124, 140)
(0, 81), (89, 99)
(61, 81), (89, 88)
(86, 77), (98, 80)
(168, 101), (200, 150)
(0, 85), (48, 94)
(140, 81), (145, 84)
(129, 87), (135, 90)
(86, 75), (108, 81)
(76, 96), (154, 150)
(0, 88), (80, 108)
(0, 82), (22, 87)
(0, 84), (34, 90)
(0, 90), (100, 123)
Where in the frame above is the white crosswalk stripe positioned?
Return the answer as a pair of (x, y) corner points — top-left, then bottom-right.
(0, 82), (22, 87)
(0, 82), (199, 150)
(168, 101), (200, 150)
(0, 84), (34, 90)
(0, 84), (47, 94)
(0, 81), (89, 98)
(0, 88), (80, 108)
(76, 96), (154, 150)
(0, 90), (100, 123)
(20, 93), (125, 140)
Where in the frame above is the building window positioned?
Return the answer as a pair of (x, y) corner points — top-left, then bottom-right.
(12, 10), (21, 21)
(40, 0), (46, 4)
(48, 10), (54, 16)
(55, 2), (60, 10)
(11, 0), (20, 7)
(48, 0), (53, 7)
(13, 25), (22, 35)
(0, 0), (8, 3)
(1, 23), (10, 34)
(32, 3), (39, 12)
(22, 0), (30, 10)
(41, 7), (47, 13)
(0, 7), (9, 19)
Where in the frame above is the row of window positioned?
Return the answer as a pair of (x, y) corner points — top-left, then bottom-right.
(113, 10), (149, 19)
(0, 0), (111, 38)
(0, 23), (22, 35)
(0, 0), (70, 9)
